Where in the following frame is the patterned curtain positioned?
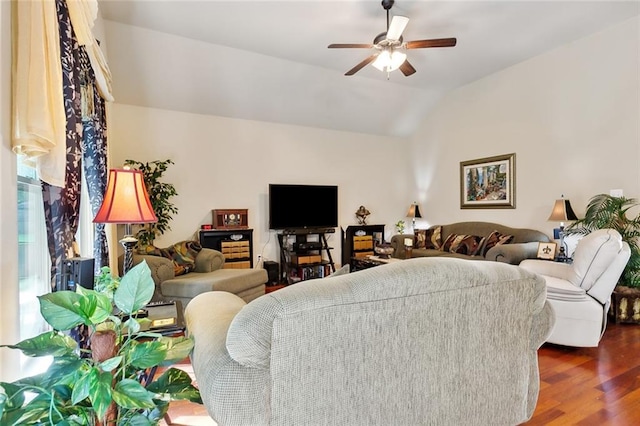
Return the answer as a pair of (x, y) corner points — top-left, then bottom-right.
(43, 0), (109, 291)
(79, 47), (109, 270)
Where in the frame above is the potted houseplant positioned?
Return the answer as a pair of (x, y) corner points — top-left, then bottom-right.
(395, 220), (406, 235)
(0, 261), (201, 425)
(124, 159), (178, 248)
(565, 193), (640, 323)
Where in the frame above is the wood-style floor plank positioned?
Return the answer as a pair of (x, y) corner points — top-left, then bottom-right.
(163, 322), (640, 425)
(524, 322), (640, 425)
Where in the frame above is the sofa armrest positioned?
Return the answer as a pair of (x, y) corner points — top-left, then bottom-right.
(185, 292), (270, 425)
(118, 254), (176, 284)
(390, 234), (414, 259)
(485, 242), (541, 265)
(131, 254), (176, 284)
(519, 258), (573, 280)
(195, 248), (226, 272)
(185, 292), (247, 368)
(117, 254), (175, 302)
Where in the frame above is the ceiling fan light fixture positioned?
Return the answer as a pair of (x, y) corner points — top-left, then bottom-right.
(372, 49), (407, 72)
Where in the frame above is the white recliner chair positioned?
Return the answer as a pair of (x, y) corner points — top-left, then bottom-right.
(520, 228), (630, 347)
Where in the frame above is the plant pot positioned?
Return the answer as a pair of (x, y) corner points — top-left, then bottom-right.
(609, 285), (640, 324)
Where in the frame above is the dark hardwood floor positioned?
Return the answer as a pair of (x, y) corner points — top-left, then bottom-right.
(525, 321), (640, 425)
(163, 322), (640, 426)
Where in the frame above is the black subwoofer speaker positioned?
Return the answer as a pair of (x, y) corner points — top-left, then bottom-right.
(64, 257), (95, 290)
(263, 261), (279, 285)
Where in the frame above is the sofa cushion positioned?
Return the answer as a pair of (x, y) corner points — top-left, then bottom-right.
(482, 231), (514, 256)
(442, 234), (484, 255)
(161, 268), (268, 299)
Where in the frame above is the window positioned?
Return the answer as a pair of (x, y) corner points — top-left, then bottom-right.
(16, 158), (95, 376)
(17, 159), (50, 375)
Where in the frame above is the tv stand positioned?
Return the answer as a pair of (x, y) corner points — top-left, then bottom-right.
(281, 228), (336, 235)
(278, 228), (336, 284)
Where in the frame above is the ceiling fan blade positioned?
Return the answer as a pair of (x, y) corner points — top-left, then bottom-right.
(405, 38), (457, 49)
(345, 54), (378, 76)
(328, 43), (374, 49)
(399, 60), (416, 76)
(386, 15), (409, 41)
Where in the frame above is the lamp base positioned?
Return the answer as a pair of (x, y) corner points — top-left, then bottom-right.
(120, 236), (138, 275)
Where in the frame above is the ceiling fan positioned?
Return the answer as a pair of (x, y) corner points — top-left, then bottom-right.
(328, 0), (457, 77)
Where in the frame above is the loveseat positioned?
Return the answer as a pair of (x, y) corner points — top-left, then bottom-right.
(185, 257), (554, 425)
(126, 246), (267, 309)
(391, 221), (551, 265)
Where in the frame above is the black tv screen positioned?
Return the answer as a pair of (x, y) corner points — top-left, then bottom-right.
(269, 184), (338, 230)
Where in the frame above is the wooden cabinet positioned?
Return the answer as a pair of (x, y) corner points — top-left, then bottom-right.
(278, 228), (336, 284)
(341, 225), (385, 267)
(199, 229), (254, 269)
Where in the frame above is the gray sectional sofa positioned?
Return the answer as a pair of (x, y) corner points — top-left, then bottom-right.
(391, 221), (551, 265)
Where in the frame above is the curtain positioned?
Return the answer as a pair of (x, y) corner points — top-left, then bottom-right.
(79, 47), (109, 270)
(42, 0), (83, 291)
(11, 0), (66, 187)
(13, 0), (112, 291)
(42, 0), (109, 291)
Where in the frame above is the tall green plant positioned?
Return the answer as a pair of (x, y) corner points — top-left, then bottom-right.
(124, 159), (178, 247)
(0, 262), (201, 425)
(565, 194), (640, 288)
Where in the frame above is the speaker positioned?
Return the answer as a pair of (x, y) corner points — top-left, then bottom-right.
(263, 261), (279, 285)
(64, 257), (95, 290)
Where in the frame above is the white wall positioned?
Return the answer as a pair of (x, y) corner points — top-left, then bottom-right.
(409, 16), (640, 237)
(108, 104), (410, 264)
(0, 0), (20, 381)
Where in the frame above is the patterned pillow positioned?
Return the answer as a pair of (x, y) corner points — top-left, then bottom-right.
(425, 226), (443, 250)
(482, 231), (514, 256)
(442, 234), (484, 255)
(415, 226), (443, 250)
(139, 240), (203, 276)
(414, 229), (427, 249)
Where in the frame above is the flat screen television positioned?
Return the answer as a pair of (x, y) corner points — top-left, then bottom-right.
(269, 184), (338, 230)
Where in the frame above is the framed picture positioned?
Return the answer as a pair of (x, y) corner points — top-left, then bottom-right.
(537, 242), (557, 260)
(460, 153), (515, 209)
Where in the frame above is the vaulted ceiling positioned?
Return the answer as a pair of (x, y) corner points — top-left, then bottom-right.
(98, 1), (640, 137)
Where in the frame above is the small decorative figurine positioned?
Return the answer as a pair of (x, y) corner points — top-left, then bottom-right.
(355, 205), (371, 225)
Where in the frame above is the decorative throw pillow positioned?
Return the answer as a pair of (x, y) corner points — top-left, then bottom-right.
(414, 230), (427, 249)
(482, 231), (514, 256)
(424, 226), (443, 250)
(137, 244), (162, 256)
(442, 234), (483, 255)
(141, 240), (203, 276)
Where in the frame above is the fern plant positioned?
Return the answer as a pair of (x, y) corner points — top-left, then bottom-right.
(565, 194), (640, 288)
(124, 159), (178, 248)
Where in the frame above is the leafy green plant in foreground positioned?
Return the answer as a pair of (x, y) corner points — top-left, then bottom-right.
(0, 261), (201, 425)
